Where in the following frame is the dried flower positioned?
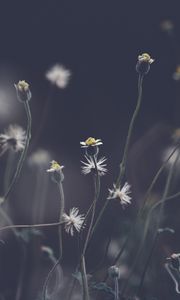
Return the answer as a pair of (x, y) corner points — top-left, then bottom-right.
(108, 182), (132, 208)
(62, 207), (85, 236)
(81, 155), (107, 176)
(136, 53), (154, 75)
(0, 125), (26, 156)
(14, 80), (32, 102)
(45, 64), (71, 88)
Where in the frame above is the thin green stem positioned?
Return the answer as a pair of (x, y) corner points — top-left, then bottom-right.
(87, 75), (144, 246)
(4, 101), (32, 200)
(0, 221), (63, 232)
(116, 74), (144, 188)
(81, 256), (90, 300)
(115, 277), (119, 300)
(43, 179), (65, 300)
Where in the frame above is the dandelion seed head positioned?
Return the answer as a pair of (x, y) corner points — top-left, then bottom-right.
(81, 155), (107, 176)
(108, 182), (132, 208)
(62, 207), (85, 236)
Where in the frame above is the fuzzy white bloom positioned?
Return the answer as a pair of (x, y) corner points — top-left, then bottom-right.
(46, 160), (64, 172)
(45, 64), (71, 88)
(81, 156), (107, 176)
(80, 137), (102, 148)
(108, 182), (132, 208)
(62, 207), (85, 236)
(28, 149), (51, 167)
(0, 124), (26, 156)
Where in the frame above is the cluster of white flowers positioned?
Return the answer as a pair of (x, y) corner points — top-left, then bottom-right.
(46, 64), (71, 89)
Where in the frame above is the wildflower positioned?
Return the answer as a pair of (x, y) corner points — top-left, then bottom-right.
(62, 207), (85, 236)
(80, 137), (102, 148)
(45, 64), (71, 88)
(81, 155), (107, 176)
(47, 160), (64, 182)
(0, 125), (26, 156)
(108, 182), (132, 208)
(80, 137), (103, 157)
(14, 80), (32, 102)
(108, 265), (120, 279)
(136, 53), (154, 75)
(166, 253), (180, 271)
(173, 65), (180, 81)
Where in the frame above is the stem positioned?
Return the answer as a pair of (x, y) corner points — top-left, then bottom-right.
(4, 101), (32, 200)
(110, 143), (180, 268)
(0, 221), (63, 232)
(81, 256), (90, 300)
(136, 232), (158, 297)
(87, 75), (144, 248)
(42, 180), (65, 300)
(116, 74), (144, 188)
(121, 145), (178, 296)
(115, 277), (119, 300)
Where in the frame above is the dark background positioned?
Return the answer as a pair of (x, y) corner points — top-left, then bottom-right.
(0, 1), (180, 300)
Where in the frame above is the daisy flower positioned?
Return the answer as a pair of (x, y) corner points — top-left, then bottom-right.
(62, 207), (85, 236)
(108, 182), (132, 208)
(81, 156), (107, 176)
(46, 160), (64, 172)
(136, 53), (154, 75)
(80, 137), (102, 148)
(0, 124), (26, 156)
(137, 53), (154, 64)
(45, 64), (71, 88)
(14, 80), (32, 102)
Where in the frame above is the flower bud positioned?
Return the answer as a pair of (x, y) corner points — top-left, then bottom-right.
(136, 53), (154, 75)
(14, 80), (32, 102)
(108, 265), (120, 279)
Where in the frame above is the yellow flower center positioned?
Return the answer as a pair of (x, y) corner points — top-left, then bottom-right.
(140, 53), (151, 62)
(17, 80), (29, 91)
(85, 137), (96, 146)
(51, 160), (61, 170)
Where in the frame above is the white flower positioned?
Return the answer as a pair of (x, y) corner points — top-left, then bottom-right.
(81, 156), (107, 176)
(46, 160), (64, 172)
(62, 207), (85, 236)
(108, 182), (132, 208)
(138, 53), (154, 64)
(80, 137), (102, 148)
(45, 64), (71, 88)
(0, 124), (26, 156)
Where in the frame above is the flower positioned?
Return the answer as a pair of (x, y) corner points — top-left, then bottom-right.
(173, 65), (180, 81)
(108, 182), (132, 208)
(81, 155), (107, 175)
(80, 137), (102, 148)
(46, 160), (64, 172)
(47, 160), (64, 182)
(62, 207), (85, 236)
(45, 64), (71, 88)
(108, 265), (120, 279)
(136, 53), (154, 75)
(14, 80), (31, 102)
(137, 53), (154, 64)
(166, 253), (180, 270)
(0, 124), (26, 156)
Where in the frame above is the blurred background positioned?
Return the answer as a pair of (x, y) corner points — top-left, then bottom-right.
(0, 0), (180, 299)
